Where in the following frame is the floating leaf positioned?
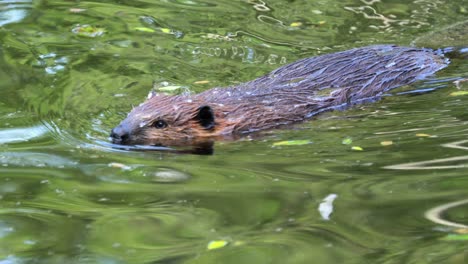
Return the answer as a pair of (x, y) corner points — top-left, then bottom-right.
(318, 194), (338, 220)
(69, 8), (86, 13)
(273, 140), (311, 146)
(442, 234), (468, 241)
(233, 241), (245, 246)
(351, 146), (363, 151)
(450, 91), (468, 96)
(108, 162), (131, 170)
(161, 28), (172, 34)
(207, 240), (228, 250)
(71, 24), (105, 38)
(342, 138), (353, 145)
(194, 80), (210, 84)
(290, 22), (303, 27)
(455, 228), (468, 234)
(157, 85), (182, 92)
(135, 27), (155, 33)
(380, 141), (393, 146)
(416, 133), (432, 137)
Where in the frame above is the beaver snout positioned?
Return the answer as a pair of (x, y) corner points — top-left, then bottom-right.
(110, 125), (130, 145)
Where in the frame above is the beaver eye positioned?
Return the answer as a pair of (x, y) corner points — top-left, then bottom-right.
(153, 120), (167, 129)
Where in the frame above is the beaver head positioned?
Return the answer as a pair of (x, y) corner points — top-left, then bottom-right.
(110, 92), (220, 146)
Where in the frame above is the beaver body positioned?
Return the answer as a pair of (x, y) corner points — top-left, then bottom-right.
(110, 45), (448, 146)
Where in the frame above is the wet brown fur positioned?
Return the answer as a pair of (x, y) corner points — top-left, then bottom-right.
(111, 45), (448, 146)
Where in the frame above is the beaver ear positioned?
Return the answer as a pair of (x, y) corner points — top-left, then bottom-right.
(196, 106), (215, 130)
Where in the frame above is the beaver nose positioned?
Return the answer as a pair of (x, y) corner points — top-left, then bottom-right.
(110, 125), (130, 144)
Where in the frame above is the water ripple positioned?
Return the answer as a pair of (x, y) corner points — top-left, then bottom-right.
(0, 125), (48, 144)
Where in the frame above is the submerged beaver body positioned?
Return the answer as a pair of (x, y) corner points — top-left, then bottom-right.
(111, 45), (448, 146)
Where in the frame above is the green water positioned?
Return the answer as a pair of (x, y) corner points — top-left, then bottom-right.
(1, 0), (468, 263)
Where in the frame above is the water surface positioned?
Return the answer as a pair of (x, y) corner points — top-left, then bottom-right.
(0, 0), (468, 263)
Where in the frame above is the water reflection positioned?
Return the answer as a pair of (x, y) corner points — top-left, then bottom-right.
(425, 199), (468, 229)
(385, 140), (468, 170)
(37, 52), (68, 75)
(344, 0), (443, 30)
(0, 151), (77, 168)
(0, 0), (31, 27)
(0, 125), (48, 144)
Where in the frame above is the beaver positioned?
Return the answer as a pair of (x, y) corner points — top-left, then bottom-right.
(110, 45), (449, 147)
